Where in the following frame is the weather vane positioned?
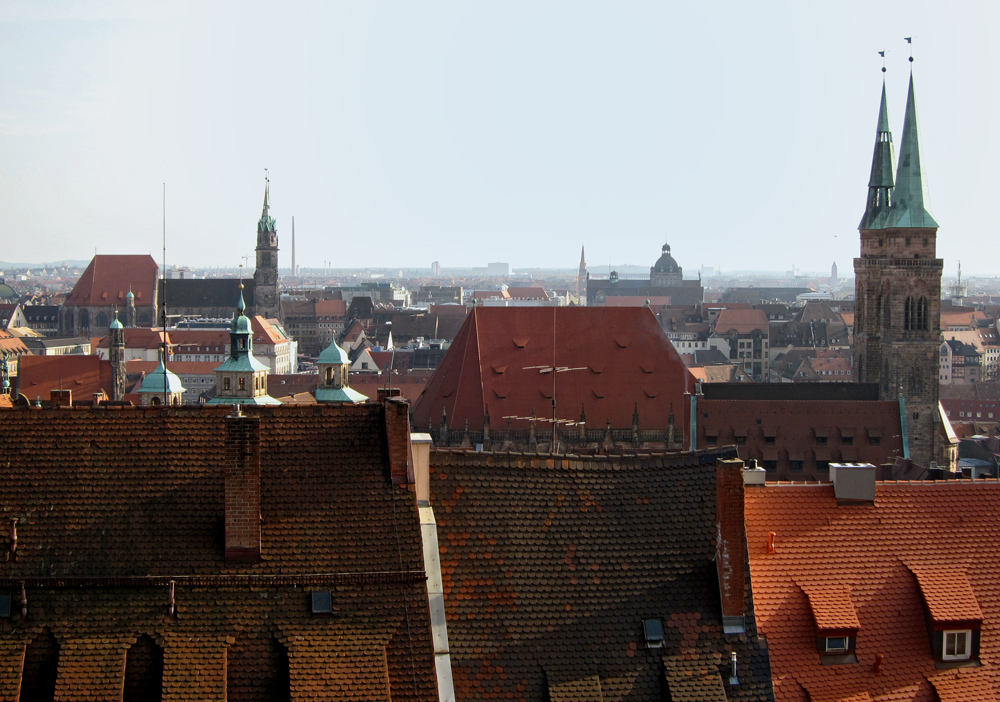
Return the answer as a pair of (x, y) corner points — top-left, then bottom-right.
(878, 50), (886, 73)
(905, 37), (913, 63)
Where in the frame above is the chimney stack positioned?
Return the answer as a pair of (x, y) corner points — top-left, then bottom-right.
(716, 458), (747, 634)
(383, 397), (412, 486)
(50, 389), (72, 408)
(224, 410), (261, 563)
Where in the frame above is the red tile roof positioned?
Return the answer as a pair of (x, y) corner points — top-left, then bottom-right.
(64, 255), (158, 307)
(412, 307), (695, 435)
(801, 584), (862, 630)
(95, 327), (168, 350)
(714, 309), (769, 335)
(16, 355), (112, 402)
(0, 404), (437, 699)
(746, 481), (1000, 702)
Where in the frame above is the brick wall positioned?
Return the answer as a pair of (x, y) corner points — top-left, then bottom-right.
(383, 397), (411, 486)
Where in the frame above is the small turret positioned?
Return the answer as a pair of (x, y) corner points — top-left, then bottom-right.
(315, 338), (367, 403)
(207, 283), (279, 406)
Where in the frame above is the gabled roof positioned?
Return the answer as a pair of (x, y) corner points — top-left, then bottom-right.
(432, 448), (774, 702)
(412, 307), (695, 433)
(64, 255), (158, 308)
(746, 481), (1000, 702)
(158, 278), (256, 309)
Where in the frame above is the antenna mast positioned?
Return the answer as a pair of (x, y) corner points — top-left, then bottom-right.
(162, 182), (168, 407)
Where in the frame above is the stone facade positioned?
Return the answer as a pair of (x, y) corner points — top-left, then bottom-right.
(253, 182), (281, 320)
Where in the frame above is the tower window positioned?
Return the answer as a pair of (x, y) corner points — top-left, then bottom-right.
(224, 378), (231, 391)
(239, 378), (246, 391)
(905, 237), (911, 246)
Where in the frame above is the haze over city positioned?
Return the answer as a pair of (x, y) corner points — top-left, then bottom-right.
(1, 1), (997, 274)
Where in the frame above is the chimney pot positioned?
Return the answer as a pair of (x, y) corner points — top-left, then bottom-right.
(716, 458), (747, 635)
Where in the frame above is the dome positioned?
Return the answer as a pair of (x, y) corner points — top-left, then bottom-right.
(109, 315), (124, 330)
(138, 362), (185, 395)
(233, 314), (252, 335)
(126, 289), (134, 300)
(652, 243), (680, 274)
(318, 339), (350, 365)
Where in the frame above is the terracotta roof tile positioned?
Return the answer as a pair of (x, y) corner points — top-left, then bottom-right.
(64, 255), (158, 307)
(909, 567), (984, 623)
(800, 584), (861, 631)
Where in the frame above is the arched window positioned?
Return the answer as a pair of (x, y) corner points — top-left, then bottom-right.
(904, 297), (913, 331)
(21, 628), (59, 702)
(151, 396), (162, 406)
(917, 297), (929, 331)
(227, 635), (290, 702)
(123, 634), (163, 702)
(239, 377), (246, 391)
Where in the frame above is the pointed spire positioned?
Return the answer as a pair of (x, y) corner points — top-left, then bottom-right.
(859, 80), (896, 230)
(887, 71), (938, 228)
(236, 282), (247, 315)
(579, 246), (586, 268)
(262, 169), (270, 216)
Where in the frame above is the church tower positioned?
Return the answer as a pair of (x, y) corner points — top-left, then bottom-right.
(576, 246), (587, 304)
(208, 285), (280, 406)
(253, 175), (280, 320)
(109, 313), (126, 402)
(854, 66), (943, 468)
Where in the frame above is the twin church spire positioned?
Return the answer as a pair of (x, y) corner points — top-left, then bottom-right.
(860, 65), (937, 230)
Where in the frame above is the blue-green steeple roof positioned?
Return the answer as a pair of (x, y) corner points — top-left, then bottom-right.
(885, 72), (938, 229)
(258, 181), (276, 234)
(215, 284), (269, 373)
(859, 81), (896, 230)
(109, 313), (124, 330)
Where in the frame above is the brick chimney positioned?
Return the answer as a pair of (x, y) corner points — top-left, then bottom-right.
(384, 397), (412, 486)
(50, 389), (72, 408)
(716, 457), (747, 634)
(224, 410), (261, 563)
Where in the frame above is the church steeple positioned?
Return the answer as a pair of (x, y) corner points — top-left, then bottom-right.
(886, 72), (938, 228)
(859, 81), (895, 230)
(207, 283), (280, 406)
(254, 171), (280, 319)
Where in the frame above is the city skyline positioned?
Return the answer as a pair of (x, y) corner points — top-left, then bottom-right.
(1, 1), (996, 273)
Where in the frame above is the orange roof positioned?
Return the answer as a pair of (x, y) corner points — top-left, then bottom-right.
(251, 315), (287, 345)
(910, 567), (984, 623)
(126, 360), (220, 374)
(714, 308), (769, 334)
(95, 327), (167, 350)
(746, 482), (1000, 702)
(64, 254), (158, 307)
(505, 286), (549, 301)
(315, 299), (347, 317)
(801, 584), (861, 630)
(17, 355), (112, 401)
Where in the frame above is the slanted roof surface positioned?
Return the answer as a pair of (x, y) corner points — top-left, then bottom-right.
(65, 255), (158, 307)
(432, 448), (774, 702)
(412, 307), (694, 434)
(910, 567), (983, 623)
(746, 481), (1000, 702)
(714, 309), (769, 335)
(0, 405), (437, 700)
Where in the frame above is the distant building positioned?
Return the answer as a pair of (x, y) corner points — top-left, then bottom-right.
(587, 243), (704, 307)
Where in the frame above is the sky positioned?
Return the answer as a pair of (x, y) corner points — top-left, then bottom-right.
(1, 1), (997, 275)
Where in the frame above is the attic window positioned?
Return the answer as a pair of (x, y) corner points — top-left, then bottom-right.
(643, 619), (664, 649)
(0, 594), (9, 618)
(311, 590), (332, 614)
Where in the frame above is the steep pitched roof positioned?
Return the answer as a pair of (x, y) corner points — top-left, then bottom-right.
(886, 73), (938, 229)
(412, 307), (695, 434)
(432, 449), (774, 702)
(64, 255), (158, 308)
(746, 481), (1000, 702)
(158, 278), (256, 309)
(16, 354), (113, 402)
(0, 404), (437, 699)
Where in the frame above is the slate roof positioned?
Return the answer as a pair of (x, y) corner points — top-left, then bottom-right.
(0, 404), (437, 700)
(431, 448), (774, 702)
(412, 307), (695, 435)
(158, 278), (256, 309)
(64, 255), (159, 308)
(746, 481), (1000, 702)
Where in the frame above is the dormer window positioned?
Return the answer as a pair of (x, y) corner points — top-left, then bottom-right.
(824, 636), (849, 654)
(943, 630), (972, 661)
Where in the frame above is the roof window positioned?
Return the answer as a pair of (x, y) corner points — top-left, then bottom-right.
(311, 590), (332, 614)
(943, 630), (972, 661)
(643, 619), (664, 649)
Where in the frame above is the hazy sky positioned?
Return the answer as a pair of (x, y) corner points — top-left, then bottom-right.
(1, 1), (996, 274)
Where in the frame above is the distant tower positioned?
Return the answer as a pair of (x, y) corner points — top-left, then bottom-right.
(854, 66), (942, 468)
(830, 262), (838, 284)
(253, 175), (281, 320)
(208, 284), (280, 406)
(109, 313), (126, 402)
(949, 262), (967, 306)
(125, 288), (136, 328)
(576, 246), (587, 303)
(291, 215), (297, 278)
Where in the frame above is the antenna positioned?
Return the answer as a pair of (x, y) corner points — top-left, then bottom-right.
(162, 182), (168, 407)
(292, 216), (296, 277)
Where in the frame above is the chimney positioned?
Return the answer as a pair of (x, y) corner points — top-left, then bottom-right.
(411, 433), (433, 504)
(384, 397), (412, 486)
(224, 410), (261, 563)
(50, 389), (72, 408)
(716, 457), (747, 634)
(377, 387), (402, 402)
(829, 462), (877, 503)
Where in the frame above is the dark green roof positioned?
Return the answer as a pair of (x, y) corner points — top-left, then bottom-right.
(859, 82), (896, 230)
(885, 73), (938, 229)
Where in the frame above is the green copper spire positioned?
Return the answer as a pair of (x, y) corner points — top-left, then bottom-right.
(886, 72), (938, 228)
(859, 81), (895, 230)
(258, 175), (276, 233)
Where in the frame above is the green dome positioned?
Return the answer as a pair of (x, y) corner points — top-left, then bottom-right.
(109, 316), (124, 330)
(138, 362), (185, 395)
(233, 314), (252, 334)
(318, 340), (350, 365)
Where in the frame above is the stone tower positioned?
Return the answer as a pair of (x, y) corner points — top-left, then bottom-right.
(854, 70), (942, 468)
(576, 246), (587, 303)
(253, 177), (280, 320)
